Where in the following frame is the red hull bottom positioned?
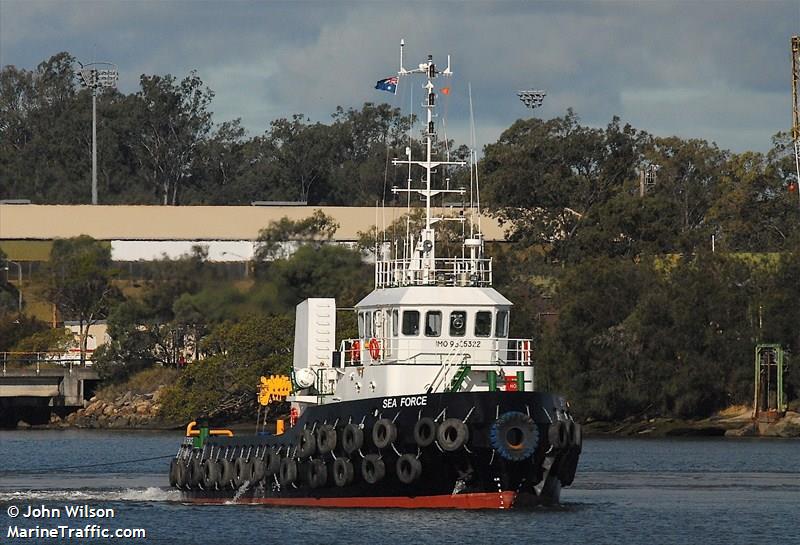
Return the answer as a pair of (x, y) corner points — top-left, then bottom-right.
(186, 491), (519, 509)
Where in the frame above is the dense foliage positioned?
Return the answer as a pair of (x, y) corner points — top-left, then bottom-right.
(3, 52), (800, 422)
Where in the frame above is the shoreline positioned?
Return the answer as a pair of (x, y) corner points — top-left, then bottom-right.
(8, 414), (799, 439)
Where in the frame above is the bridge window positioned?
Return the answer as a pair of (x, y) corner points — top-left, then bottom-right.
(366, 311), (373, 338)
(425, 311), (442, 337)
(402, 310), (420, 336)
(475, 311), (492, 337)
(449, 311), (467, 337)
(496, 310), (509, 338)
(392, 309), (399, 336)
(358, 312), (365, 338)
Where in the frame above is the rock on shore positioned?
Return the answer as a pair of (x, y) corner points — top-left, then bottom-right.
(56, 387), (169, 429)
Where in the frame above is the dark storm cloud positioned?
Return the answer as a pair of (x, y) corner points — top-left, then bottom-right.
(1, 0), (796, 152)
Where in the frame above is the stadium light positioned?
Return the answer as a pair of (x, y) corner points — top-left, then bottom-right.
(517, 90), (546, 109)
(76, 61), (119, 205)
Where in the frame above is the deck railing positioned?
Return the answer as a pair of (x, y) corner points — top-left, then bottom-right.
(338, 337), (532, 367)
(375, 257), (492, 288)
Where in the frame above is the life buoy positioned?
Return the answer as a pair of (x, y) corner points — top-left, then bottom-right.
(333, 457), (354, 487)
(368, 338), (381, 360)
(372, 418), (397, 449)
(490, 411), (538, 461)
(361, 454), (385, 484)
(351, 340), (361, 362)
(437, 418), (469, 451)
(395, 454), (422, 484)
(521, 340), (532, 363)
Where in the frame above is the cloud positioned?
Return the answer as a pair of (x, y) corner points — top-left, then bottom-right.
(1, 0), (797, 152)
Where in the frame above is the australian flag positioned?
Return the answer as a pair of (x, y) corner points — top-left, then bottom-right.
(375, 76), (398, 94)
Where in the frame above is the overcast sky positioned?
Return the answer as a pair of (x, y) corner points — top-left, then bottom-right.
(1, 0), (798, 153)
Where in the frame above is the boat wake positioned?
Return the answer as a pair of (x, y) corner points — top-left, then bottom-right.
(0, 486), (182, 503)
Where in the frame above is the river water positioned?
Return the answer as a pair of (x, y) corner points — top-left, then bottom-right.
(0, 430), (798, 544)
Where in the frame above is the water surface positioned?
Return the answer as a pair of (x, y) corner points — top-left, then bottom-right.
(1, 431), (797, 544)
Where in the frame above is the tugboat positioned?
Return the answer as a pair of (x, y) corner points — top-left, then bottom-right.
(168, 42), (582, 509)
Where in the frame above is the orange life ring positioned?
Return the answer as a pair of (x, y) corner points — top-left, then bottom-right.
(368, 338), (381, 360)
(351, 340), (361, 362)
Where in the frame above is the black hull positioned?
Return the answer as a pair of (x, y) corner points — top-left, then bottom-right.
(171, 391), (581, 509)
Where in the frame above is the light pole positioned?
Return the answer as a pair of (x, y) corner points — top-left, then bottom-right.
(2, 261), (22, 314)
(220, 251), (251, 278)
(77, 61), (118, 205)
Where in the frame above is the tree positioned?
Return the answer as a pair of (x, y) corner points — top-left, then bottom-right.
(482, 112), (643, 262)
(45, 236), (117, 364)
(133, 72), (214, 205)
(254, 210), (339, 262)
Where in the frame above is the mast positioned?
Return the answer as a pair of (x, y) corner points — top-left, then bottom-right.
(392, 42), (466, 277)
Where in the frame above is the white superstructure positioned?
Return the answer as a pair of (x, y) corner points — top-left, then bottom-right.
(290, 43), (534, 407)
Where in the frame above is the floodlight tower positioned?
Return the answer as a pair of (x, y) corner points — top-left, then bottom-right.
(77, 61), (118, 205)
(517, 89), (546, 110)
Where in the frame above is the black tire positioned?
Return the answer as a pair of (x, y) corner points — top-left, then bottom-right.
(316, 424), (338, 454)
(437, 418), (469, 452)
(188, 457), (204, 488)
(395, 454), (422, 484)
(361, 454), (385, 484)
(305, 459), (328, 489)
(570, 422), (583, 452)
(372, 418), (397, 449)
(548, 421), (568, 450)
(297, 428), (316, 458)
(220, 459), (236, 489)
(413, 417), (437, 447)
(234, 457), (253, 487)
(169, 458), (180, 487)
(175, 460), (188, 487)
(558, 448), (580, 486)
(202, 459), (222, 489)
(341, 423), (364, 454)
(332, 458), (354, 487)
(264, 448), (281, 477)
(252, 456), (265, 483)
(489, 411), (539, 461)
(279, 457), (298, 487)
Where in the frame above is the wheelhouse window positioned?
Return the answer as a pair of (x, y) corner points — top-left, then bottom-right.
(475, 311), (492, 337)
(425, 311), (442, 337)
(392, 309), (399, 337)
(496, 310), (509, 338)
(449, 311), (467, 337)
(402, 310), (420, 336)
(358, 312), (365, 338)
(366, 311), (373, 338)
